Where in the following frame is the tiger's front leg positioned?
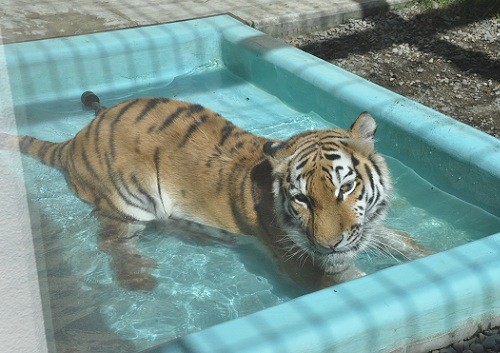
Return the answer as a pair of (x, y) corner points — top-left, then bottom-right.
(377, 225), (433, 260)
(318, 263), (366, 289)
(98, 216), (158, 291)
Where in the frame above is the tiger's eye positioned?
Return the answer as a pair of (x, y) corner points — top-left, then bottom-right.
(340, 181), (356, 194)
(292, 193), (309, 205)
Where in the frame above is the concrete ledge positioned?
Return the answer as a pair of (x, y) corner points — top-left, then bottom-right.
(246, 0), (411, 37)
(0, 0), (412, 43)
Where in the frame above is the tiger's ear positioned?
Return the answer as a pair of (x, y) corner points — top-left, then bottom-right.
(263, 140), (291, 175)
(263, 140), (287, 158)
(349, 112), (377, 140)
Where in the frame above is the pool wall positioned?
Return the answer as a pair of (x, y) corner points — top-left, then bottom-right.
(0, 46), (51, 353)
(2, 15), (499, 353)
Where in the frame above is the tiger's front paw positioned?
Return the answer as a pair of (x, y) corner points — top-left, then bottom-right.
(321, 265), (366, 288)
(119, 273), (158, 291)
(112, 254), (159, 291)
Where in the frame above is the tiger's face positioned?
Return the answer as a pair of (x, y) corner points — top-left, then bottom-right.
(264, 113), (392, 272)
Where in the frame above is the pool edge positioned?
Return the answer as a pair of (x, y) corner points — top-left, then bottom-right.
(147, 233), (500, 353)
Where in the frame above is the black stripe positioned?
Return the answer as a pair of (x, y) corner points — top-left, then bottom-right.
(158, 106), (188, 131)
(371, 190), (382, 209)
(364, 164), (375, 195)
(335, 165), (344, 182)
(104, 154), (149, 212)
(295, 158), (308, 170)
(322, 133), (345, 140)
(321, 144), (341, 152)
(49, 144), (59, 166)
(357, 185), (366, 201)
(99, 196), (139, 222)
(154, 148), (165, 213)
(179, 114), (208, 147)
(69, 139), (77, 160)
(19, 136), (35, 154)
(37, 141), (52, 162)
(229, 141), (245, 154)
(369, 156), (384, 186)
(93, 111), (107, 162)
(321, 166), (331, 174)
(219, 121), (235, 146)
(187, 104), (205, 114)
(117, 170), (146, 206)
(65, 146), (110, 197)
(324, 153), (341, 161)
(294, 142), (318, 163)
(363, 163), (376, 210)
(110, 99), (140, 159)
(135, 98), (166, 123)
(351, 155), (360, 167)
(215, 168), (224, 193)
(55, 140), (71, 168)
(373, 200), (388, 216)
(81, 148), (100, 180)
(130, 174), (158, 215)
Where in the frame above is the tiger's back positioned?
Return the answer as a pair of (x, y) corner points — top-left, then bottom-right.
(62, 98), (269, 232)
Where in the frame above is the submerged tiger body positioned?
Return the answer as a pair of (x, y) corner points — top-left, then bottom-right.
(0, 95), (428, 290)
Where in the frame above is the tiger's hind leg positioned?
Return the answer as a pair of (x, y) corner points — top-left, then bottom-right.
(98, 216), (158, 290)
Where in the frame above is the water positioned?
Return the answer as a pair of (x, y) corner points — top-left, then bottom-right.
(10, 62), (500, 352)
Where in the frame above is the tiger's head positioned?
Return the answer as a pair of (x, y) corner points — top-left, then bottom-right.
(263, 112), (392, 273)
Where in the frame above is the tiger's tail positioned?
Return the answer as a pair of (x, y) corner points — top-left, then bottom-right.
(0, 132), (69, 170)
(0, 91), (103, 170)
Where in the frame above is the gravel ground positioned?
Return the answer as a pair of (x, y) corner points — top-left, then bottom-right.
(285, 2), (499, 138)
(432, 326), (500, 353)
(285, 2), (499, 352)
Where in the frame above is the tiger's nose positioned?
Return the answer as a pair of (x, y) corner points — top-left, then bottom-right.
(313, 237), (343, 254)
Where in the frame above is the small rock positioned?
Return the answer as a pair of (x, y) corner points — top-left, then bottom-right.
(482, 336), (495, 349)
(493, 333), (500, 343)
(469, 343), (485, 353)
(453, 341), (466, 352)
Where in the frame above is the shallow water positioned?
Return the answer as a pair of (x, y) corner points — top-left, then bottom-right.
(11, 62), (500, 352)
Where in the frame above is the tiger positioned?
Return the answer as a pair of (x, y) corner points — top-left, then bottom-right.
(0, 92), (429, 291)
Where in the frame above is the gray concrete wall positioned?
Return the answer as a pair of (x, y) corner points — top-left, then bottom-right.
(0, 43), (50, 353)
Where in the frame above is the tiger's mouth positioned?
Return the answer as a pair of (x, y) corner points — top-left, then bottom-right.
(310, 237), (363, 257)
(306, 231), (364, 257)
(312, 245), (356, 256)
